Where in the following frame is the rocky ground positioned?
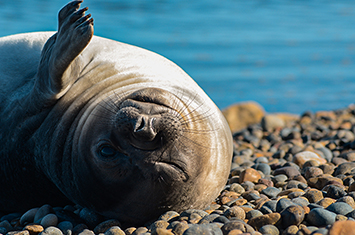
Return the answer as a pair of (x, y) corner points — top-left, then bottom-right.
(3, 103), (355, 235)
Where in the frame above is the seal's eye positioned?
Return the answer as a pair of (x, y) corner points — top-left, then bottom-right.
(99, 146), (117, 158)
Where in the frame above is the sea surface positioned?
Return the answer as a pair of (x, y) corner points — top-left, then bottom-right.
(1, 0), (355, 114)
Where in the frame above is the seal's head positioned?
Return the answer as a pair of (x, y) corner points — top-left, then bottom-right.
(62, 87), (232, 226)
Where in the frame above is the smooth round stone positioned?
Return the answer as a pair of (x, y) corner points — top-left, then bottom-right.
(242, 192), (261, 201)
(221, 221), (255, 234)
(77, 229), (94, 235)
(261, 114), (285, 131)
(223, 206), (245, 220)
(303, 189), (324, 203)
(246, 210), (263, 220)
(258, 224), (279, 235)
(252, 163), (271, 176)
(104, 226), (125, 235)
(212, 216), (229, 224)
(285, 180), (308, 190)
(41, 226), (64, 235)
(180, 209), (208, 219)
(198, 214), (220, 224)
(334, 162), (355, 175)
(337, 196), (355, 209)
(326, 202), (354, 215)
(24, 224), (44, 235)
(131, 227), (148, 235)
(40, 214), (58, 228)
(57, 221), (73, 235)
(183, 224), (222, 235)
(326, 185), (347, 199)
(316, 147), (333, 162)
(307, 208), (337, 227)
(34, 205), (53, 223)
(254, 157), (268, 164)
(7, 231), (29, 235)
(158, 211), (179, 222)
(240, 181), (255, 191)
(317, 198), (336, 208)
(229, 183), (245, 194)
(20, 208), (38, 225)
(262, 200), (278, 212)
(271, 174), (288, 184)
(260, 206), (273, 214)
(94, 220), (121, 234)
(0, 228), (7, 234)
(258, 178), (274, 187)
(311, 228), (328, 235)
(248, 213), (281, 230)
(292, 197), (309, 207)
(72, 224), (89, 235)
(293, 151), (327, 167)
(280, 205), (305, 228)
(261, 187), (281, 199)
(239, 168), (262, 184)
(149, 220), (169, 234)
(328, 220), (355, 235)
(303, 167), (323, 180)
(276, 198), (295, 213)
(274, 166), (300, 179)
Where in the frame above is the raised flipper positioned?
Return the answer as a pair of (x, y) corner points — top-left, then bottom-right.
(34, 0), (93, 103)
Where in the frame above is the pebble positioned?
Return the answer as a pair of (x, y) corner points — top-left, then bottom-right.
(239, 168), (262, 183)
(261, 187), (281, 198)
(326, 202), (354, 215)
(293, 151), (327, 167)
(248, 213), (281, 230)
(41, 227), (63, 235)
(307, 208), (337, 227)
(40, 214), (58, 228)
(258, 224), (279, 235)
(328, 220), (355, 235)
(104, 226), (125, 235)
(279, 205), (305, 228)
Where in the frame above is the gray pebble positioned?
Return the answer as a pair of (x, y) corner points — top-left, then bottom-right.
(40, 214), (58, 228)
(41, 226), (64, 235)
(307, 208), (336, 227)
(259, 224), (279, 235)
(35, 205), (53, 223)
(326, 185), (347, 199)
(198, 214), (220, 224)
(20, 208), (38, 225)
(183, 223), (222, 235)
(246, 210), (263, 220)
(261, 187), (281, 198)
(79, 208), (101, 228)
(252, 163), (271, 176)
(326, 202), (353, 215)
(57, 221), (73, 235)
(276, 198), (295, 212)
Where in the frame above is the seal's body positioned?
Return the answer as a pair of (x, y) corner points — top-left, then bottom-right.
(0, 1), (232, 226)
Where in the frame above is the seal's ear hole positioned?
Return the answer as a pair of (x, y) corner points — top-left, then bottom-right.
(99, 145), (117, 158)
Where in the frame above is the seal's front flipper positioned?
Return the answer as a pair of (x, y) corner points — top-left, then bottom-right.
(34, 0), (93, 102)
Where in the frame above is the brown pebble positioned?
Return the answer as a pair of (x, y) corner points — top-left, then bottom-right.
(317, 197), (335, 208)
(337, 196), (355, 209)
(328, 220), (355, 235)
(154, 228), (173, 235)
(239, 168), (262, 184)
(248, 213), (281, 230)
(224, 206), (246, 220)
(303, 189), (323, 203)
(303, 167), (323, 180)
(226, 229), (243, 235)
(258, 178), (274, 187)
(23, 224), (44, 235)
(171, 222), (189, 235)
(293, 151), (327, 167)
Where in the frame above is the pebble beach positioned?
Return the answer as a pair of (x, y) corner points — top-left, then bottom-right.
(3, 103), (355, 235)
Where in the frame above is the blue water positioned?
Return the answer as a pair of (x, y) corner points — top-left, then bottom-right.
(1, 0), (355, 114)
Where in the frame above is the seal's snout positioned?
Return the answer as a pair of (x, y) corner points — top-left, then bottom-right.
(133, 115), (157, 141)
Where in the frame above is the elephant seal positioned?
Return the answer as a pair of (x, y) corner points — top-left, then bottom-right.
(0, 0), (232, 227)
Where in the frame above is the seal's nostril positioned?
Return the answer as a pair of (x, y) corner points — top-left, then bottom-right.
(134, 116), (145, 132)
(132, 116), (157, 142)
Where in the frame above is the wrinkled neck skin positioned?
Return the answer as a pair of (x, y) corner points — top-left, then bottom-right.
(32, 59), (232, 226)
